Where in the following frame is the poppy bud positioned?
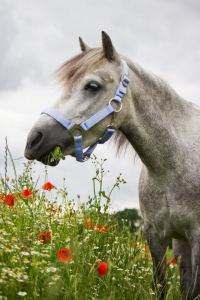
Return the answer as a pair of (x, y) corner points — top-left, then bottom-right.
(77, 194), (80, 198)
(65, 191), (68, 195)
(6, 176), (9, 181)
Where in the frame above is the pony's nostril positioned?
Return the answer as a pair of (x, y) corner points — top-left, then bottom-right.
(30, 132), (43, 148)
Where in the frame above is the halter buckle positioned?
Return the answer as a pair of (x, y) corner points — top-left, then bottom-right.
(121, 74), (130, 87)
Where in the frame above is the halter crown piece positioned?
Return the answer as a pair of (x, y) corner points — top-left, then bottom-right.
(41, 58), (130, 162)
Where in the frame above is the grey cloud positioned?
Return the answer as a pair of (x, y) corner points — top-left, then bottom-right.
(1, 0), (200, 92)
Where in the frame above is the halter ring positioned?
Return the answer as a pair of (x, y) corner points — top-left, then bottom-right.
(109, 98), (123, 112)
(68, 124), (85, 138)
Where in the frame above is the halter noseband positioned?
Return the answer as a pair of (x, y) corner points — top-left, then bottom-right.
(41, 59), (130, 162)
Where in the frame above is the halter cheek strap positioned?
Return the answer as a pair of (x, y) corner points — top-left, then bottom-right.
(41, 58), (130, 162)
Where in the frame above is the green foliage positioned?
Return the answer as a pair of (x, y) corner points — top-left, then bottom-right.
(0, 144), (182, 300)
(114, 208), (143, 233)
(50, 146), (65, 162)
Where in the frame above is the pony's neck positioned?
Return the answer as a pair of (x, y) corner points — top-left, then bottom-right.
(120, 58), (190, 173)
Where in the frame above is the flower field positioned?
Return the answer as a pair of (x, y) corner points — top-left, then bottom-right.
(0, 145), (182, 299)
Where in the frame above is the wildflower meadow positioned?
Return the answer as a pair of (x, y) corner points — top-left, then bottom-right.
(0, 142), (182, 299)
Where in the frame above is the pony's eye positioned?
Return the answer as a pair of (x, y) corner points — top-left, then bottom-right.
(85, 82), (99, 92)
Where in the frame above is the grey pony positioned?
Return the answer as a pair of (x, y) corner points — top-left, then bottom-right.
(24, 31), (200, 300)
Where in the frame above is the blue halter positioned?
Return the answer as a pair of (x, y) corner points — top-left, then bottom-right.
(41, 59), (130, 162)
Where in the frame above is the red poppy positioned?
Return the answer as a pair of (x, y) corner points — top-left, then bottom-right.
(57, 248), (73, 262)
(103, 225), (110, 231)
(85, 218), (96, 228)
(38, 231), (51, 244)
(98, 262), (108, 276)
(0, 194), (5, 204)
(97, 225), (110, 231)
(166, 257), (169, 262)
(42, 182), (54, 190)
(171, 259), (177, 265)
(90, 239), (93, 244)
(85, 218), (89, 225)
(6, 194), (14, 206)
(23, 188), (33, 200)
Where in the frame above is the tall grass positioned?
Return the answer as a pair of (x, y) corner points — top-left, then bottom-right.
(0, 144), (182, 299)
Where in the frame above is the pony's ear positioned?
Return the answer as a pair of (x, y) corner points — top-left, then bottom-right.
(79, 37), (91, 52)
(102, 31), (121, 64)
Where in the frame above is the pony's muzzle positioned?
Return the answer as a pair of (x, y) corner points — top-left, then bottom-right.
(24, 131), (43, 160)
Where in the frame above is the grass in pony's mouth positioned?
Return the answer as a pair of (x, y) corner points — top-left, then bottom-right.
(49, 146), (65, 162)
(40, 146), (65, 166)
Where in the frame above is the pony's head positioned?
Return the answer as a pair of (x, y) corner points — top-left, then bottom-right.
(24, 32), (131, 165)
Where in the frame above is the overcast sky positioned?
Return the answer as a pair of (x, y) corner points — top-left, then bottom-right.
(0, 0), (199, 211)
